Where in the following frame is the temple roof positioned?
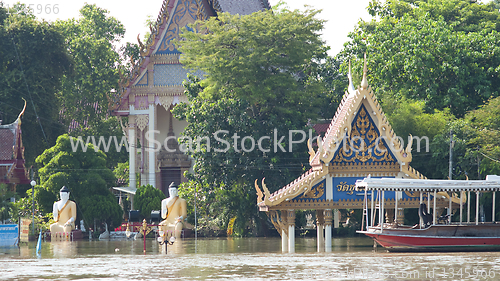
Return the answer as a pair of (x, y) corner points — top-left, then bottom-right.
(109, 0), (270, 114)
(255, 56), (426, 209)
(0, 102), (29, 186)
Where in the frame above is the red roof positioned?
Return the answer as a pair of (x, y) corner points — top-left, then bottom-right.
(0, 112), (29, 186)
(312, 123), (330, 136)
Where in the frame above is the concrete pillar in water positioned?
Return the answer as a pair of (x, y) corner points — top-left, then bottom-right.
(287, 210), (295, 253)
(316, 210), (324, 252)
(324, 209), (332, 252)
(281, 210), (288, 253)
(333, 209), (339, 228)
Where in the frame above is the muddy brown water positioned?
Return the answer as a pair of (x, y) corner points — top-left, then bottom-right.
(1, 237), (500, 280)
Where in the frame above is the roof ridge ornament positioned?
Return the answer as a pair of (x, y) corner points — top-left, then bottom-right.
(18, 98), (27, 123)
(361, 53), (368, 90)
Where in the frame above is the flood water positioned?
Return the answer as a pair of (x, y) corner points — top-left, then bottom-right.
(2, 237), (500, 280)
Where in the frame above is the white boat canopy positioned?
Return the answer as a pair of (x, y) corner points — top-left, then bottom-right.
(356, 175), (500, 192)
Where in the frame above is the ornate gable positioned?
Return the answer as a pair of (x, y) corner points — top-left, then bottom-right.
(330, 104), (397, 166)
(109, 0), (270, 113)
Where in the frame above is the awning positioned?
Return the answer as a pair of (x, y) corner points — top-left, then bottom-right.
(356, 175), (500, 192)
(112, 186), (137, 195)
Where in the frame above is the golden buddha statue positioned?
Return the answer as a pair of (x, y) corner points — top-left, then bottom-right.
(159, 182), (187, 239)
(50, 186), (77, 237)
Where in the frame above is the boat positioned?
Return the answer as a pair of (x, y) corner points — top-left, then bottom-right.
(356, 175), (500, 252)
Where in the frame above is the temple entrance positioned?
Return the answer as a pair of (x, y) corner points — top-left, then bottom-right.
(161, 167), (181, 195)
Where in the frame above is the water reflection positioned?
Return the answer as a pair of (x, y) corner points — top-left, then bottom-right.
(1, 237), (500, 280)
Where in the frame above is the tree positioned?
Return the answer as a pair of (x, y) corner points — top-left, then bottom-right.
(0, 183), (15, 223)
(173, 8), (329, 235)
(179, 9), (327, 120)
(0, 4), (72, 166)
(134, 184), (165, 219)
(465, 96), (500, 177)
(35, 134), (122, 229)
(55, 4), (125, 131)
(316, 56), (348, 119)
(339, 0), (500, 117)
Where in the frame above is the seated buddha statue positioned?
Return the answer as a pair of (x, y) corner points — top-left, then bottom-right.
(159, 182), (187, 239)
(50, 186), (77, 237)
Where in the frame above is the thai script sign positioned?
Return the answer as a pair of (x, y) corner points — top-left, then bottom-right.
(20, 219), (31, 243)
(0, 224), (19, 246)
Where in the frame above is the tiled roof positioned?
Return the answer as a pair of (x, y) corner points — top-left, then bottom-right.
(312, 122), (331, 136)
(217, 0), (269, 14)
(0, 105), (29, 186)
(310, 92), (356, 166)
(0, 121), (17, 161)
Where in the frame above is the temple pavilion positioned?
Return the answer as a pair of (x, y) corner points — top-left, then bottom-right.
(109, 0), (270, 195)
(255, 57), (461, 252)
(0, 102), (29, 190)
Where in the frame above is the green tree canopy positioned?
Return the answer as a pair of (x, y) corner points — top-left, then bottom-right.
(35, 134), (122, 229)
(55, 4), (124, 130)
(173, 7), (329, 235)
(179, 8), (327, 120)
(339, 0), (500, 117)
(0, 4), (71, 165)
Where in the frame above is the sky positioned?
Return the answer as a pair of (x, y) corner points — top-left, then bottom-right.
(1, 0), (372, 56)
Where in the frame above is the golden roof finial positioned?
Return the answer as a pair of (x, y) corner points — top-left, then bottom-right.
(361, 53), (368, 90)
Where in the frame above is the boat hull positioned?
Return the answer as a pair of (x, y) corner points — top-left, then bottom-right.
(359, 224), (500, 252)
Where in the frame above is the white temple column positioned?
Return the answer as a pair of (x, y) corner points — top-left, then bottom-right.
(281, 229), (288, 253)
(281, 210), (288, 253)
(129, 117), (136, 192)
(288, 210), (295, 253)
(324, 209), (332, 252)
(316, 210), (324, 252)
(148, 103), (156, 188)
(333, 209), (339, 228)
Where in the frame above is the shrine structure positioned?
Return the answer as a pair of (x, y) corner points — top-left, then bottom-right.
(109, 0), (270, 194)
(0, 102), (29, 190)
(255, 57), (460, 252)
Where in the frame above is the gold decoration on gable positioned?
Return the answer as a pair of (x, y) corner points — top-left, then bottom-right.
(332, 106), (395, 164)
(269, 210), (287, 237)
(300, 183), (324, 199)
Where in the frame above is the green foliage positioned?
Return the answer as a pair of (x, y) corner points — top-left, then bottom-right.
(340, 0), (500, 117)
(412, 96), (500, 180)
(179, 9), (327, 120)
(0, 4), (71, 166)
(174, 8), (330, 235)
(465, 96), (500, 178)
(55, 4), (124, 131)
(113, 161), (129, 187)
(316, 57), (348, 119)
(35, 134), (122, 229)
(0, 184), (15, 222)
(134, 184), (165, 219)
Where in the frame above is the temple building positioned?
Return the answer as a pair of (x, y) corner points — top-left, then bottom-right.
(109, 0), (270, 195)
(0, 103), (29, 190)
(255, 58), (459, 252)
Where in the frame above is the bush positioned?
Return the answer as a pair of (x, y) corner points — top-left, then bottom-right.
(134, 184), (165, 219)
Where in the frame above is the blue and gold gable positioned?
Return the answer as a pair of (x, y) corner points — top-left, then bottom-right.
(154, 0), (204, 56)
(330, 104), (397, 166)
